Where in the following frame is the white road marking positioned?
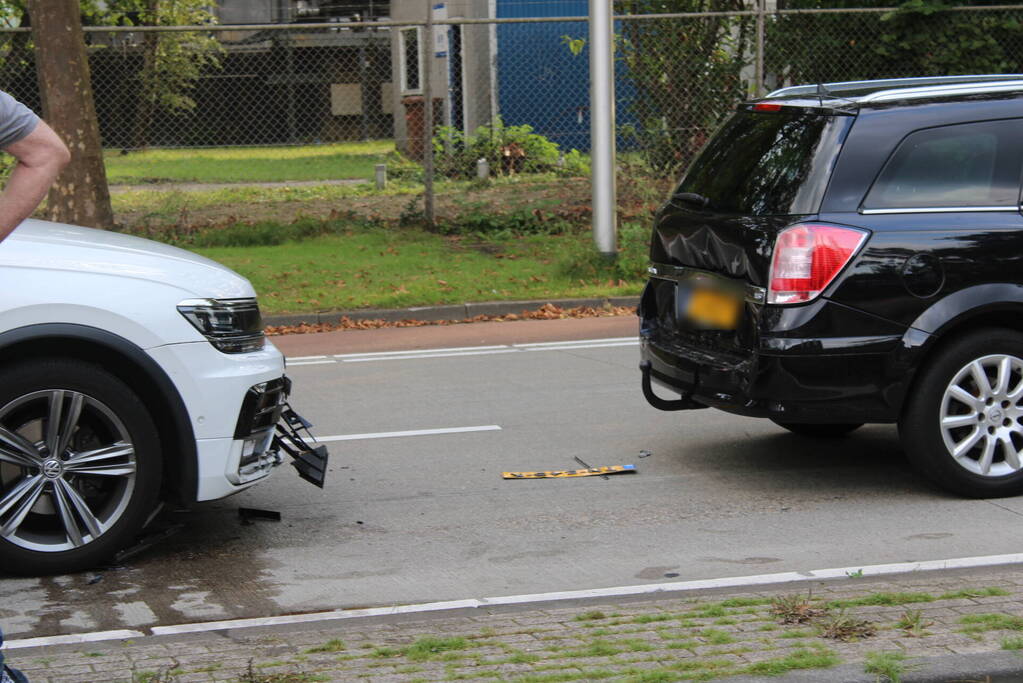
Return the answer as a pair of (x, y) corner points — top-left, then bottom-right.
(285, 338), (640, 365)
(341, 349), (521, 362)
(513, 337), (637, 348)
(315, 425), (502, 442)
(335, 345), (509, 358)
(6, 629), (145, 650)
(11, 552), (1023, 647)
(521, 341), (638, 352)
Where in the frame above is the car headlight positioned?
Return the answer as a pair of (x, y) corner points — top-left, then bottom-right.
(177, 298), (265, 353)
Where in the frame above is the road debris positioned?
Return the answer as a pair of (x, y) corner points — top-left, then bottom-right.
(238, 507), (282, 523)
(574, 455), (610, 480)
(111, 522), (184, 564)
(502, 465), (636, 479)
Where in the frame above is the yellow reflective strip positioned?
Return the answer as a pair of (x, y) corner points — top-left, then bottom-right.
(502, 465), (636, 479)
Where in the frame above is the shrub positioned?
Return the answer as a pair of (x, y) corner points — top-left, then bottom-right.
(433, 118), (588, 179)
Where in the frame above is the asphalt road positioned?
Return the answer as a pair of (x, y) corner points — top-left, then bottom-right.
(6, 316), (1023, 640)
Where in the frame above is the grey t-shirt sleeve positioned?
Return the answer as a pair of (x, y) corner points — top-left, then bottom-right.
(0, 90), (39, 149)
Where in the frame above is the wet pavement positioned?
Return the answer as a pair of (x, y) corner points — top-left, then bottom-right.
(10, 564), (1023, 682)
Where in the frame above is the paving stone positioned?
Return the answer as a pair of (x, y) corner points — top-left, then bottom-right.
(15, 569), (1023, 682)
(948, 640), (1005, 654)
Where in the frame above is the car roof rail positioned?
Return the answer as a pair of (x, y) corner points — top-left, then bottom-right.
(859, 79), (1023, 102)
(766, 75), (1023, 100)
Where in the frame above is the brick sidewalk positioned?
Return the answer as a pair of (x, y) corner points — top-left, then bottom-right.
(10, 565), (1023, 682)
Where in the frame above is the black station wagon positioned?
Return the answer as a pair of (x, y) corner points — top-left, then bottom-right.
(638, 75), (1023, 498)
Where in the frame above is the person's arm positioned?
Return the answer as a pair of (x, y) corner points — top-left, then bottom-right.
(0, 120), (70, 242)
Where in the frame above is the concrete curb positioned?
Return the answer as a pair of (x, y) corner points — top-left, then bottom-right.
(728, 651), (1023, 682)
(262, 296), (641, 327)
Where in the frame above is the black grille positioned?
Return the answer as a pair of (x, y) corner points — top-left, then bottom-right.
(234, 377), (289, 439)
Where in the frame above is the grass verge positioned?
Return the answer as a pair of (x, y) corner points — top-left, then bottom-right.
(103, 150), (670, 315)
(105, 141), (397, 184)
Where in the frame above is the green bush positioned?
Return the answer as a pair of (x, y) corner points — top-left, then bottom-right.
(434, 208), (575, 237)
(433, 118), (589, 179)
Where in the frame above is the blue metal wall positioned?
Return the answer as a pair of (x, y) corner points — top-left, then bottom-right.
(495, 0), (638, 152)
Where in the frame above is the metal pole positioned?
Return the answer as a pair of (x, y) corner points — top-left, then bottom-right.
(359, 44), (369, 141)
(755, 0), (766, 98)
(589, 0), (616, 258)
(285, 36), (297, 144)
(422, 1), (436, 226)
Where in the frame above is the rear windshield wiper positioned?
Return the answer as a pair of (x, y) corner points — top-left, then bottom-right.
(673, 192), (711, 209)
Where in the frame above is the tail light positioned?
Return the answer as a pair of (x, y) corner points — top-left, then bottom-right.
(768, 224), (867, 304)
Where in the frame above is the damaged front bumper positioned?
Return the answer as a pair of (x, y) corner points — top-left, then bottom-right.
(231, 377), (329, 488)
(273, 406), (329, 488)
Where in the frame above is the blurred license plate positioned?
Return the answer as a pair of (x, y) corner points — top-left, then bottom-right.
(681, 284), (741, 330)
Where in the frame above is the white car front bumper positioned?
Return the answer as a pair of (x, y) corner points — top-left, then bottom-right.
(146, 339), (302, 501)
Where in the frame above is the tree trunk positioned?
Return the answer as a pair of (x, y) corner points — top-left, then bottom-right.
(27, 0), (114, 229)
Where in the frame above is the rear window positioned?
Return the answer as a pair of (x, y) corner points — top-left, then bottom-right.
(676, 111), (851, 216)
(863, 120), (1023, 210)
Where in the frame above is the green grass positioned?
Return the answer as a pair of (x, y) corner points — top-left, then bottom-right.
(575, 610), (608, 621)
(304, 638), (346, 654)
(719, 598), (772, 608)
(403, 636), (471, 661)
(194, 225), (645, 314)
(863, 650), (916, 683)
(939, 587), (1010, 600)
(959, 613), (1023, 633)
(827, 592), (936, 609)
(105, 141), (396, 184)
(698, 628), (736, 645)
(742, 647), (840, 676)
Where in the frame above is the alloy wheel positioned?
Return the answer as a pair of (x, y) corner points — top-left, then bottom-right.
(0, 389), (137, 553)
(939, 354), (1023, 478)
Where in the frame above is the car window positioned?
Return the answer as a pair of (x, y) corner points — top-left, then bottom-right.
(863, 120), (1023, 210)
(676, 111), (850, 216)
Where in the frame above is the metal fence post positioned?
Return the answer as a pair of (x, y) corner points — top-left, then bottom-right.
(285, 34), (297, 144)
(422, 1), (436, 226)
(589, 0), (617, 259)
(756, 0), (766, 98)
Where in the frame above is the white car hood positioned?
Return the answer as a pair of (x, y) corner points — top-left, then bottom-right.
(0, 219), (254, 298)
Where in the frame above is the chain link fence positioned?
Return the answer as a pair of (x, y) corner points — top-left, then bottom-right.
(0, 4), (1022, 189)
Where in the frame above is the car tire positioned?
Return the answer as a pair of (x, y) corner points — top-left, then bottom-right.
(771, 421), (863, 437)
(0, 358), (161, 575)
(900, 329), (1023, 498)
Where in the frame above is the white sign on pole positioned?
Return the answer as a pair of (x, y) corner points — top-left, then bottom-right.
(433, 3), (448, 57)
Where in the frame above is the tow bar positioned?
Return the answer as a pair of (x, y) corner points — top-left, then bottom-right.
(640, 360), (707, 412)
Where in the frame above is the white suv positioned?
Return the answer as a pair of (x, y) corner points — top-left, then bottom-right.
(0, 219), (326, 575)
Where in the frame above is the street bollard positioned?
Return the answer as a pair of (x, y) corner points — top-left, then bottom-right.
(375, 163), (387, 190)
(476, 157), (489, 180)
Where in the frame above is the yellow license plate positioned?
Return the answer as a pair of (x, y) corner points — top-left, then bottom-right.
(685, 287), (741, 330)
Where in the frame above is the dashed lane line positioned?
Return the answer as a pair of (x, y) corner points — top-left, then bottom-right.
(314, 425), (502, 442)
(286, 338), (639, 366)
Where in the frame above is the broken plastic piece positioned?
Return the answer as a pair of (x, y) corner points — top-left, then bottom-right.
(292, 445), (329, 488)
(502, 465), (636, 479)
(111, 523), (185, 564)
(273, 404), (329, 488)
(238, 507), (282, 522)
